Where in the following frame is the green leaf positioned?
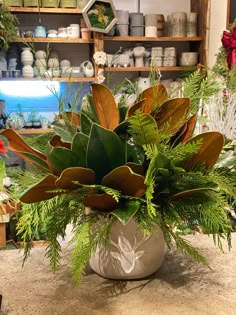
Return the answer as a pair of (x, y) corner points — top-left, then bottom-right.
(0, 160), (5, 190)
(22, 152), (51, 172)
(87, 124), (126, 183)
(47, 147), (80, 172)
(81, 94), (99, 124)
(71, 132), (89, 167)
(52, 120), (76, 142)
(119, 106), (129, 123)
(111, 200), (141, 224)
(80, 112), (94, 136)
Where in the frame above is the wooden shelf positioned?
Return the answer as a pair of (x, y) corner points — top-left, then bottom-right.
(105, 66), (196, 72)
(14, 38), (94, 43)
(0, 77), (96, 82)
(9, 7), (82, 14)
(104, 36), (203, 42)
(16, 128), (53, 135)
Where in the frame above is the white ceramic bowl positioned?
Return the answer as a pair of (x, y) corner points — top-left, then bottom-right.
(48, 33), (57, 38)
(180, 52), (198, 66)
(48, 29), (58, 34)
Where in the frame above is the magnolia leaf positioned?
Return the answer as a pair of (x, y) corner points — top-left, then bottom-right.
(21, 152), (51, 172)
(87, 124), (126, 184)
(102, 166), (146, 197)
(171, 122), (188, 146)
(127, 99), (146, 118)
(185, 132), (224, 170)
(179, 113), (197, 143)
(1, 129), (46, 160)
(56, 111), (81, 129)
(71, 132), (89, 167)
(126, 162), (144, 175)
(111, 200), (141, 224)
(119, 105), (129, 123)
(91, 83), (119, 130)
(155, 98), (190, 134)
(113, 120), (130, 137)
(80, 112), (94, 136)
(0, 129), (49, 169)
(47, 147), (81, 172)
(81, 94), (100, 124)
(83, 193), (118, 210)
(136, 84), (168, 114)
(126, 142), (145, 164)
(55, 167), (95, 189)
(49, 135), (71, 149)
(170, 188), (216, 200)
(52, 114), (78, 141)
(20, 174), (60, 203)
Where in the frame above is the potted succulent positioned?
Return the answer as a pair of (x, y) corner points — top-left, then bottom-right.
(1, 83), (234, 282)
(0, 3), (18, 50)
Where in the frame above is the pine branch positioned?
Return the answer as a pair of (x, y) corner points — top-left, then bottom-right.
(71, 215), (115, 283)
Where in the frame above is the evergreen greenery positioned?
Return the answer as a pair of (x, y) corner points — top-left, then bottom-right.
(0, 4), (18, 50)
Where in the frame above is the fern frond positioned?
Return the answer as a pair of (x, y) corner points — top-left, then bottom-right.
(209, 169), (236, 197)
(163, 140), (202, 165)
(74, 183), (121, 202)
(182, 70), (221, 114)
(171, 232), (209, 267)
(128, 111), (161, 146)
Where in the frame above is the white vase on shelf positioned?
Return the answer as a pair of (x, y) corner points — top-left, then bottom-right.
(133, 46), (146, 67)
(21, 47), (33, 66)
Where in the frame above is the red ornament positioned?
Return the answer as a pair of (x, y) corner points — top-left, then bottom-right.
(0, 140), (7, 155)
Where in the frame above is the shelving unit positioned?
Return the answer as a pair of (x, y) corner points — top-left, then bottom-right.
(5, 6), (97, 83)
(5, 0), (208, 82)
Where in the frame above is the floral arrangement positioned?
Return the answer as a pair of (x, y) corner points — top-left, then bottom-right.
(1, 83), (235, 282)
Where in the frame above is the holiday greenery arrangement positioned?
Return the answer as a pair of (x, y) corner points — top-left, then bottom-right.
(1, 82), (235, 282)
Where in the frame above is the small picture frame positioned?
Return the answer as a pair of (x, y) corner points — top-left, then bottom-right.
(82, 0), (118, 34)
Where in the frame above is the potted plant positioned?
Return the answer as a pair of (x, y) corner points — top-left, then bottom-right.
(1, 82), (234, 282)
(0, 3), (18, 50)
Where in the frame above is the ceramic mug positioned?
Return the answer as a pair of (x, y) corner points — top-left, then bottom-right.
(67, 24), (80, 38)
(34, 25), (47, 38)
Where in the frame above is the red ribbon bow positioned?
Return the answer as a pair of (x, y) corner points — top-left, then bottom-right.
(222, 26), (236, 68)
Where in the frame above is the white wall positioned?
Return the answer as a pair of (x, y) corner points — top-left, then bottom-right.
(208, 0), (227, 68)
(113, 0), (190, 16)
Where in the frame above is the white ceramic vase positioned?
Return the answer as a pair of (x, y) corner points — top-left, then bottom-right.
(133, 46), (146, 67)
(89, 218), (166, 280)
(21, 47), (34, 66)
(80, 61), (94, 77)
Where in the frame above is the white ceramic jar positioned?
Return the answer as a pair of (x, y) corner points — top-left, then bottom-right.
(170, 12), (187, 37)
(145, 26), (157, 37)
(21, 47), (33, 66)
(67, 24), (80, 38)
(22, 65), (34, 78)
